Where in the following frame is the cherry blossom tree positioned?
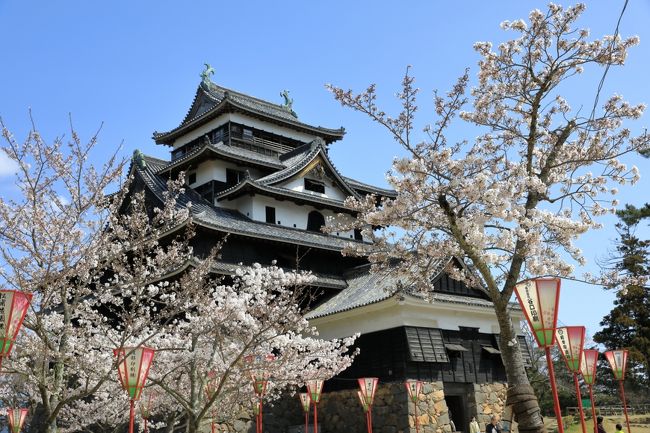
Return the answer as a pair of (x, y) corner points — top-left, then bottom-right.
(0, 118), (125, 433)
(0, 119), (356, 433)
(0, 118), (201, 433)
(150, 263), (356, 433)
(326, 4), (649, 433)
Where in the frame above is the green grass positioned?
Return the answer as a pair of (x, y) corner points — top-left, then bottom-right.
(551, 414), (650, 433)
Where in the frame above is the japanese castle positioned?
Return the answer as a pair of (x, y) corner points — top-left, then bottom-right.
(132, 70), (528, 433)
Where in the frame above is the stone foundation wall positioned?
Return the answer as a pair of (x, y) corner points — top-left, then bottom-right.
(228, 381), (509, 433)
(471, 383), (509, 428)
(318, 382), (409, 433)
(408, 381), (452, 433)
(263, 392), (305, 433)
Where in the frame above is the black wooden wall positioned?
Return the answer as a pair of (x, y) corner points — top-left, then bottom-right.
(328, 326), (507, 391)
(191, 227), (366, 276)
(433, 272), (490, 300)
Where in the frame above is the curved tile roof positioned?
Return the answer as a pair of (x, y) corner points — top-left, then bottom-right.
(153, 82), (345, 145)
(157, 141), (284, 175)
(135, 154), (367, 252)
(343, 176), (397, 198)
(147, 143), (395, 201)
(305, 259), (448, 319)
(305, 266), (403, 319)
(210, 261), (347, 290)
(257, 140), (361, 199)
(257, 144), (321, 184)
(305, 259), (521, 320)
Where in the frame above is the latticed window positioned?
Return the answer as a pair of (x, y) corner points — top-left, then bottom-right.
(405, 327), (449, 363)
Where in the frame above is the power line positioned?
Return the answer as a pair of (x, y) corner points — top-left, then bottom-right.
(589, 0), (630, 121)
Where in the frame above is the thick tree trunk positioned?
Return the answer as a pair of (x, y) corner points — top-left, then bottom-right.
(494, 300), (546, 433)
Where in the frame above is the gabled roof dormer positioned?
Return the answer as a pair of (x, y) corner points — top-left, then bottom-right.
(214, 139), (361, 216)
(258, 138), (361, 200)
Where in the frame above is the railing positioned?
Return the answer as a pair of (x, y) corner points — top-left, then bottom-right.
(170, 129), (298, 162)
(566, 404), (650, 416)
(252, 135), (293, 154)
(227, 132), (292, 156)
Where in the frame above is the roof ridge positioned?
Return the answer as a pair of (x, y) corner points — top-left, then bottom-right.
(216, 178), (349, 211)
(153, 82), (345, 145)
(142, 154), (170, 164)
(278, 141), (314, 162)
(214, 177), (256, 199)
(344, 176), (397, 196)
(156, 141), (284, 174)
(257, 145), (321, 185)
(209, 82), (292, 114)
(257, 142), (361, 199)
(342, 263), (373, 278)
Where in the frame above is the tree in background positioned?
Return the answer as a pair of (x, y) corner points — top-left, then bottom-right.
(594, 203), (650, 387)
(327, 4), (649, 433)
(522, 327), (576, 418)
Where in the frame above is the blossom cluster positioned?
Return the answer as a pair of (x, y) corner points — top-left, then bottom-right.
(326, 3), (649, 303)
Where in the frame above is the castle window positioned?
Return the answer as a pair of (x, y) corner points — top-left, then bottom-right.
(188, 172), (197, 185)
(226, 168), (245, 186)
(211, 127), (224, 143)
(265, 207), (276, 224)
(307, 211), (325, 232)
(405, 327), (449, 363)
(304, 179), (325, 194)
(243, 128), (254, 141)
(354, 228), (363, 241)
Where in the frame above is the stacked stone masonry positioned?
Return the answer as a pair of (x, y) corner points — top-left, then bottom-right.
(241, 381), (510, 433)
(471, 383), (508, 428)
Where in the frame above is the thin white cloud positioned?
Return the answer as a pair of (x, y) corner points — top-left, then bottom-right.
(0, 151), (18, 177)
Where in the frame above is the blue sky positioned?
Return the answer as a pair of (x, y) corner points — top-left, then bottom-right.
(1, 1), (649, 340)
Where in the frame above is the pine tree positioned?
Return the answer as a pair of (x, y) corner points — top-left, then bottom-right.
(594, 204), (650, 386)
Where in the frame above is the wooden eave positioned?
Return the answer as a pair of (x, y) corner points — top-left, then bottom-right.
(154, 98), (345, 146)
(156, 143), (283, 177)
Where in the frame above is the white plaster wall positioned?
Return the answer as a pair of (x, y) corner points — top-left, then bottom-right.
(280, 175), (349, 201)
(228, 113), (318, 143)
(172, 114), (229, 149)
(220, 195), (254, 219)
(218, 194), (356, 239)
(187, 159), (357, 239)
(173, 112), (319, 149)
(188, 159), (263, 187)
(190, 160), (222, 186)
(311, 297), (525, 340)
